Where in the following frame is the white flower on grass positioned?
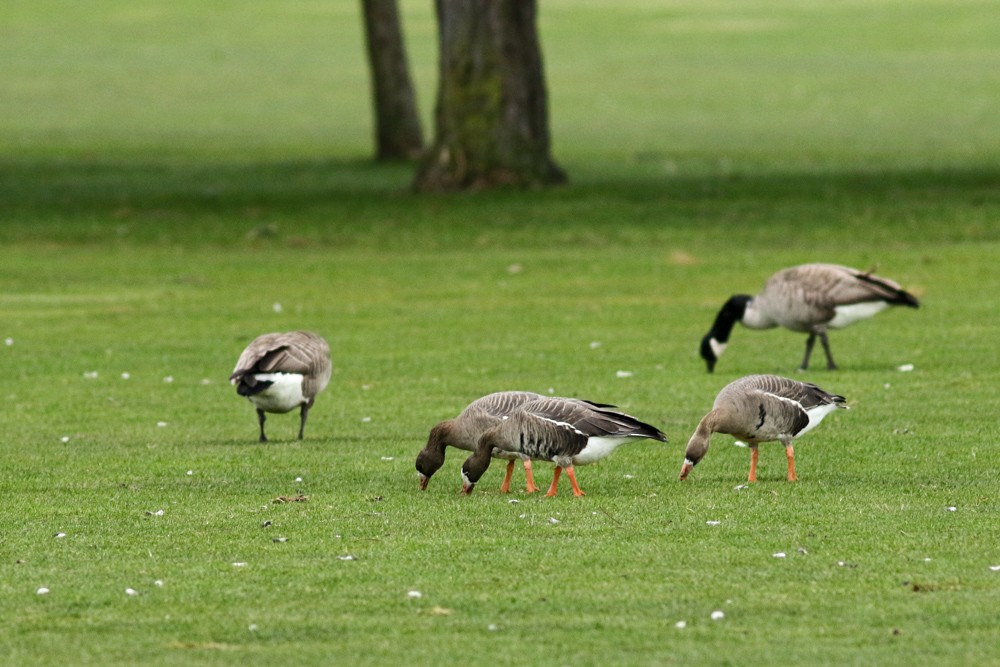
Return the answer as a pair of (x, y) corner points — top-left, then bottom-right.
(156, 421), (168, 427)
(54, 532), (66, 538)
(120, 372), (131, 380)
(380, 456), (394, 461)
(615, 370), (634, 378)
(232, 562), (248, 567)
(4, 338), (13, 346)
(272, 303), (283, 313)
(337, 554), (356, 561)
(60, 436), (70, 443)
(946, 506), (957, 512)
(163, 376), (174, 383)
(487, 623), (500, 631)
(710, 610), (725, 621)
(361, 416), (372, 423)
(200, 378), (211, 385)
(897, 364), (914, 372)
(154, 580), (164, 587)
(125, 588), (139, 596)
(186, 470), (193, 476)
(548, 517), (561, 525)
(37, 587), (50, 595)
(84, 371), (99, 379)
(989, 565), (1000, 572)
(589, 341), (602, 349)
(734, 484), (748, 491)
(706, 520), (721, 526)
(772, 552), (786, 558)
(295, 476), (303, 482)
(407, 590), (423, 599)
(674, 620), (687, 629)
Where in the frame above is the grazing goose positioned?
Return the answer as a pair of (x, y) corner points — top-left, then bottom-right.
(416, 391), (546, 493)
(229, 331), (332, 442)
(460, 397), (667, 497)
(700, 263), (920, 372)
(679, 374), (847, 482)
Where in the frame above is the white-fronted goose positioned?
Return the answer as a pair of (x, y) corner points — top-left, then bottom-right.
(416, 391), (545, 493)
(229, 331), (332, 442)
(700, 263), (920, 372)
(680, 374), (847, 482)
(460, 397), (667, 497)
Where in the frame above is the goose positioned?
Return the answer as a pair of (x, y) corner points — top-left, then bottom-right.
(679, 374), (847, 482)
(460, 396), (667, 497)
(229, 331), (332, 442)
(700, 263), (920, 372)
(415, 391), (546, 493)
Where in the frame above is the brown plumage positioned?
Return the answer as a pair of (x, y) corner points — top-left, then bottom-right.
(229, 331), (332, 441)
(415, 391), (545, 493)
(680, 375), (847, 482)
(461, 396), (667, 497)
(700, 263), (920, 372)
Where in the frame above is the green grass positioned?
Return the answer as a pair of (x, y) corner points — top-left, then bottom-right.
(2, 1), (1000, 665)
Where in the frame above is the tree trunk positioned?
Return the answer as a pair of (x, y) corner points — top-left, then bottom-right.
(413, 0), (566, 191)
(361, 0), (424, 161)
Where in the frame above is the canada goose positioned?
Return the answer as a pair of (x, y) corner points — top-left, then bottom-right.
(700, 263), (920, 372)
(415, 391), (546, 493)
(680, 374), (847, 482)
(460, 396), (667, 497)
(229, 331), (332, 442)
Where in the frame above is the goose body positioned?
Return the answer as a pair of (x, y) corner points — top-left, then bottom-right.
(416, 391), (545, 493)
(229, 331), (332, 441)
(700, 263), (920, 372)
(680, 374), (847, 482)
(461, 397), (667, 497)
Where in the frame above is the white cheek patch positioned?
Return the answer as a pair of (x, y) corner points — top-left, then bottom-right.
(709, 338), (728, 358)
(828, 301), (889, 328)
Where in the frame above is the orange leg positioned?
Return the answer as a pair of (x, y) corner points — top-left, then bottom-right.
(546, 467), (563, 497)
(522, 459), (540, 493)
(564, 466), (586, 497)
(499, 459), (516, 493)
(748, 446), (759, 482)
(785, 444), (797, 481)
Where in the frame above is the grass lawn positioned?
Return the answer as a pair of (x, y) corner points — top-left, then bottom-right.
(2, 1), (999, 665)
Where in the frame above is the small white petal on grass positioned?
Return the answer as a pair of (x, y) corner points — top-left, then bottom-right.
(798, 547), (809, 555)
(589, 341), (602, 349)
(200, 378), (211, 385)
(407, 590), (423, 599)
(4, 338), (13, 346)
(772, 552), (786, 559)
(248, 624), (259, 632)
(923, 558), (932, 563)
(186, 470), (193, 476)
(144, 509), (164, 516)
(361, 417), (372, 423)
(623, 474), (635, 479)
(706, 520), (721, 526)
(154, 580), (164, 587)
(125, 588), (139, 596)
(615, 370), (634, 378)
(734, 484), (748, 491)
(54, 532), (66, 538)
(37, 587), (50, 595)
(337, 555), (356, 561)
(162, 376), (174, 383)
(674, 620), (687, 629)
(508, 499), (520, 504)
(946, 506), (957, 512)
(84, 371), (99, 379)
(380, 456), (394, 461)
(295, 477), (303, 482)
(487, 623), (500, 631)
(507, 264), (523, 275)
(988, 565), (1000, 572)
(232, 562), (248, 567)
(896, 364), (914, 372)
(120, 372), (131, 380)
(60, 436), (70, 443)
(518, 514), (527, 519)
(733, 440), (748, 448)
(156, 421), (168, 427)
(548, 517), (561, 525)
(272, 303), (283, 313)
(710, 610), (725, 621)
(272, 537), (288, 543)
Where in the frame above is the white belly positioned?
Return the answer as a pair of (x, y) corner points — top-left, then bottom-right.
(246, 373), (306, 413)
(572, 436), (633, 466)
(828, 301), (889, 328)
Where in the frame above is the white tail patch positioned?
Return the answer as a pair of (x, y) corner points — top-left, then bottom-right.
(799, 402), (842, 436)
(573, 436), (634, 465)
(828, 301), (889, 328)
(247, 373), (306, 413)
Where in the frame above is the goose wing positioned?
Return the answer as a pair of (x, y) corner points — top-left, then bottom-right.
(737, 374), (846, 410)
(521, 397), (667, 442)
(793, 264), (918, 308)
(230, 332), (327, 381)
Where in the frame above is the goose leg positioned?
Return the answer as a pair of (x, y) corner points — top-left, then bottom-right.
(564, 466), (586, 497)
(256, 409), (268, 442)
(748, 445), (759, 482)
(546, 467), (563, 497)
(800, 333), (817, 371)
(522, 459), (540, 493)
(298, 401), (312, 440)
(499, 459), (516, 493)
(785, 443), (798, 481)
(818, 332), (838, 370)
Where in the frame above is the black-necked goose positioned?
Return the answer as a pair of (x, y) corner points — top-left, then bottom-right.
(680, 374), (847, 482)
(700, 263), (920, 372)
(416, 391), (545, 493)
(229, 331), (332, 441)
(460, 397), (667, 497)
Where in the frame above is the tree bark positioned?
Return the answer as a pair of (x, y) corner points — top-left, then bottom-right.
(361, 0), (424, 161)
(413, 0), (566, 191)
